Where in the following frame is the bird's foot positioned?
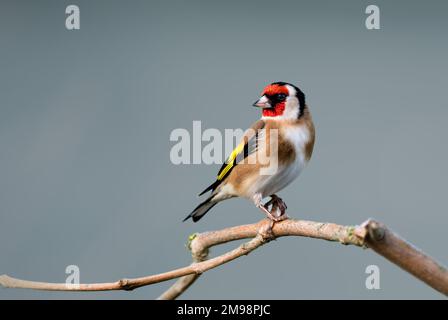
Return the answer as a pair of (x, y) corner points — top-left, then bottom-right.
(256, 203), (288, 242)
(254, 193), (289, 239)
(257, 205), (288, 242)
(257, 203), (280, 222)
(265, 194), (288, 220)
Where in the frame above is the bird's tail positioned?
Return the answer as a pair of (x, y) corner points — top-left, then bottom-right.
(183, 195), (218, 222)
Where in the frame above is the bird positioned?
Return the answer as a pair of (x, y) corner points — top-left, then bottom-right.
(183, 82), (315, 224)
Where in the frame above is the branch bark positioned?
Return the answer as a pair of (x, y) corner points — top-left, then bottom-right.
(359, 220), (448, 295)
(1, 218), (447, 298)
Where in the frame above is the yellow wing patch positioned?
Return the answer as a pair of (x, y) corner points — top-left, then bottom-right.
(217, 140), (245, 181)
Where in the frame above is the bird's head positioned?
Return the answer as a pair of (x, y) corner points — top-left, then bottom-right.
(253, 82), (306, 120)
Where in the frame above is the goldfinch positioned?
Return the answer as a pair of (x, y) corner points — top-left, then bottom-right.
(184, 82), (315, 223)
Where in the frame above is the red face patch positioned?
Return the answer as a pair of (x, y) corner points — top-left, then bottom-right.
(262, 84), (289, 97)
(261, 84), (289, 117)
(262, 102), (285, 117)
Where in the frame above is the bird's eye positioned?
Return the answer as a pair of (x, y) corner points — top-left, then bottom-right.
(277, 93), (287, 101)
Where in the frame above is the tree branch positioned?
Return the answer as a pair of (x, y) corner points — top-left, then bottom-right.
(359, 220), (448, 295)
(1, 218), (447, 298)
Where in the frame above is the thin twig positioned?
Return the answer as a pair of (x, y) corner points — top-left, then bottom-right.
(1, 218), (447, 298)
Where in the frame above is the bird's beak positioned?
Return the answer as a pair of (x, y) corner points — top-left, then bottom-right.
(252, 95), (271, 108)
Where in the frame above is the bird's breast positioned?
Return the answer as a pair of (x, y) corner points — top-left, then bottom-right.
(253, 124), (311, 197)
(282, 124), (312, 160)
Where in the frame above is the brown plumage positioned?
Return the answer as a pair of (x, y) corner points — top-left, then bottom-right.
(184, 82), (315, 223)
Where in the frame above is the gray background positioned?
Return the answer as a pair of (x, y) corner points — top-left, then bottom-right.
(0, 0), (447, 299)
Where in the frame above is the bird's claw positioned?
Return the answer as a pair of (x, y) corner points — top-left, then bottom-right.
(265, 195), (288, 219)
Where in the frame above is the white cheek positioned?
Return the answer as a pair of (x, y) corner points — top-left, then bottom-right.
(282, 97), (300, 120)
